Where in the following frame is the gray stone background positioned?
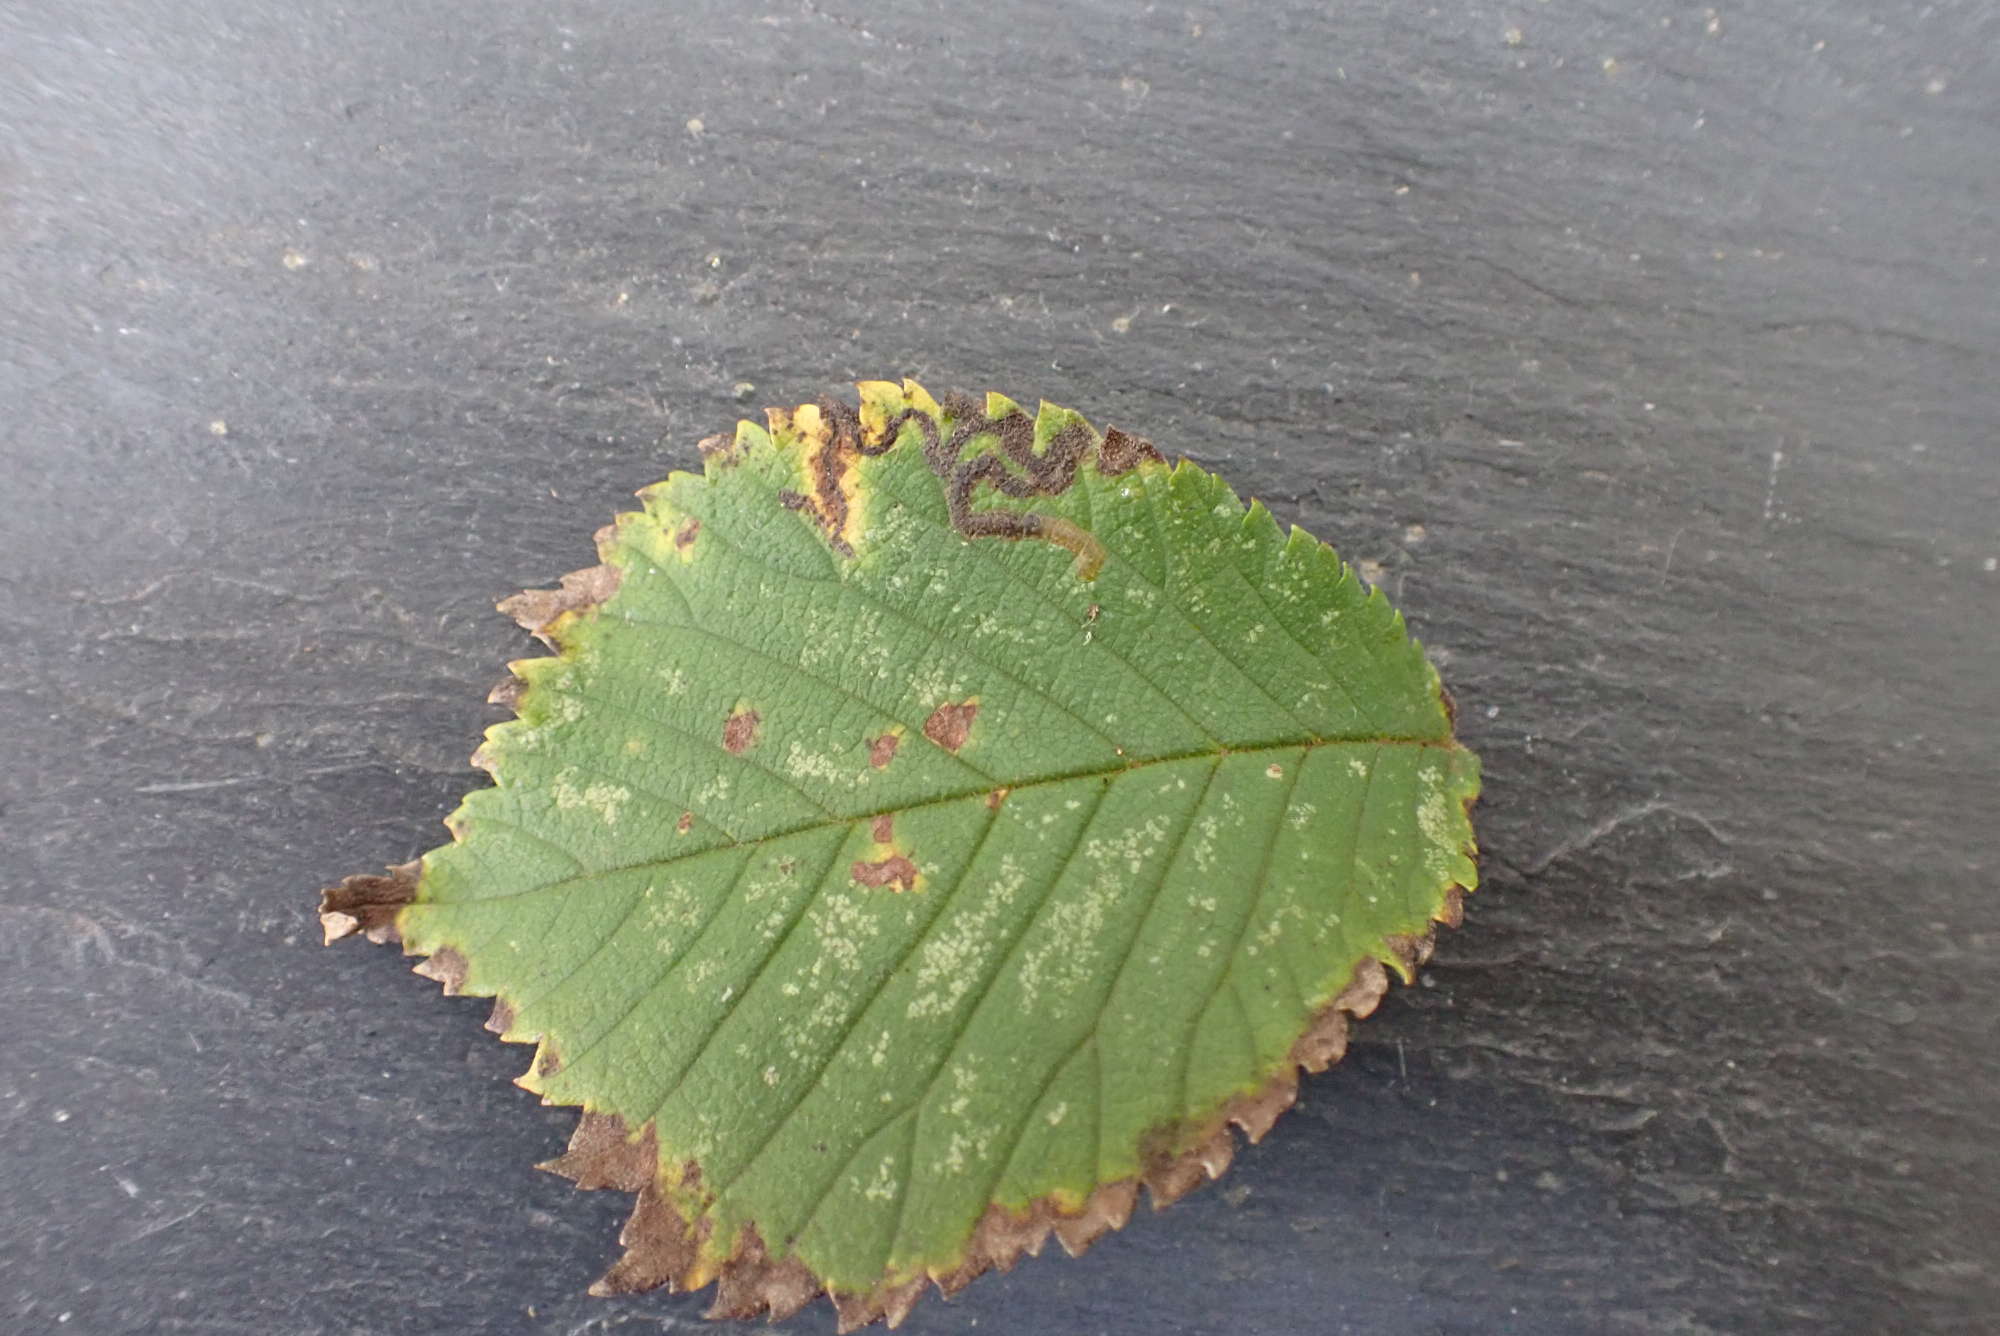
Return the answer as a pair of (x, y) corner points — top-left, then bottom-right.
(3, 2), (1994, 1333)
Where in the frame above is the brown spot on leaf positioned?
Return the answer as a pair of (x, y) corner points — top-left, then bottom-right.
(867, 732), (900, 769)
(484, 998), (516, 1035)
(676, 810), (694, 835)
(487, 675), (526, 710)
(722, 709), (760, 754)
(851, 855), (920, 892)
(317, 861), (418, 945)
(871, 814), (894, 844)
(673, 517), (701, 553)
(537, 1046), (563, 1077)
(986, 786), (1009, 811)
(497, 563), (622, 647)
(922, 700), (978, 752)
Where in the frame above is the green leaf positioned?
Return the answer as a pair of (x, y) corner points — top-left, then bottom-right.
(321, 381), (1480, 1328)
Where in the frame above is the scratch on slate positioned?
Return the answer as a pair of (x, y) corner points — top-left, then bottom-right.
(1525, 799), (1729, 876)
(122, 1202), (207, 1245)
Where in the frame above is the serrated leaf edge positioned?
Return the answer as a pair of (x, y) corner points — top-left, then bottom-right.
(318, 382), (1481, 1329)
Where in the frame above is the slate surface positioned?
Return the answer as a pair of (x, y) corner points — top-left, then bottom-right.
(3, 2), (1995, 1333)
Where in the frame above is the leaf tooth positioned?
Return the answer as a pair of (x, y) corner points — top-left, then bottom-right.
(763, 404), (795, 443)
(549, 1116), (717, 1299)
(1380, 930), (1436, 985)
(482, 997), (516, 1036)
(702, 1227), (819, 1323)
(484, 675), (525, 710)
(1241, 497), (1284, 548)
(831, 1276), (929, 1333)
(411, 945), (468, 995)
(855, 379), (906, 444)
(514, 1039), (565, 1095)
(1031, 398), (1095, 452)
(495, 563), (621, 648)
(898, 378), (941, 417)
(879, 1277), (929, 1329)
(982, 389), (1027, 421)
(1051, 1178), (1139, 1257)
(588, 1179), (703, 1297)
(1141, 1126), (1229, 1208)
(760, 1263), (821, 1322)
(930, 1182), (1147, 1300)
(1223, 1067), (1301, 1144)
(536, 1111), (655, 1191)
(1438, 884), (1467, 928)
(1290, 956), (1395, 1073)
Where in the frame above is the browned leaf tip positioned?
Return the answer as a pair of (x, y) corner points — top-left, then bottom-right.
(412, 944), (468, 994)
(1097, 426), (1164, 475)
(558, 1120), (711, 1299)
(697, 432), (741, 467)
(496, 560), (622, 647)
(410, 944), (549, 1070)
(318, 861), (419, 945)
(541, 1111), (658, 1192)
(484, 996), (517, 1035)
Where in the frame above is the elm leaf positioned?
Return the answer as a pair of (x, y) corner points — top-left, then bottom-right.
(320, 381), (1480, 1328)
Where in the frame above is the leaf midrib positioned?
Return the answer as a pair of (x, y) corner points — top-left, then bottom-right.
(443, 733), (1460, 908)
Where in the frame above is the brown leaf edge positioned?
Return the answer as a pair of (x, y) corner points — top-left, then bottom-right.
(324, 854), (1471, 1329)
(316, 392), (1480, 1328)
(535, 887), (1472, 1331)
